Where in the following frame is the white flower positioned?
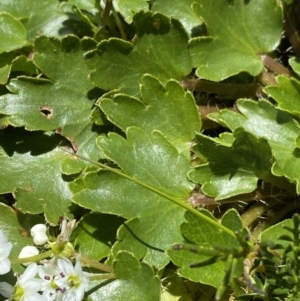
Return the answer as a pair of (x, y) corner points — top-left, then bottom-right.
(30, 224), (48, 245)
(56, 257), (89, 301)
(0, 229), (13, 274)
(38, 262), (61, 301)
(12, 263), (44, 301)
(0, 282), (14, 298)
(18, 246), (39, 265)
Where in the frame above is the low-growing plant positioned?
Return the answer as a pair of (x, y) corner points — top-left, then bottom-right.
(0, 0), (300, 300)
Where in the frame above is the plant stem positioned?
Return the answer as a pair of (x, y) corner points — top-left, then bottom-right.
(10, 249), (53, 264)
(112, 5), (127, 40)
(251, 200), (300, 240)
(240, 200), (276, 228)
(257, 70), (277, 86)
(74, 252), (113, 273)
(261, 55), (292, 76)
(60, 148), (236, 238)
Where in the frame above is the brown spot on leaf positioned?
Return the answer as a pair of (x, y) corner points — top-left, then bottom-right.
(40, 105), (53, 118)
(19, 228), (30, 237)
(24, 187), (32, 192)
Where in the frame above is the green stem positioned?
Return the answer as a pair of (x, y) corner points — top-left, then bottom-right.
(60, 148), (236, 238)
(240, 200), (276, 228)
(261, 55), (292, 77)
(74, 252), (113, 273)
(112, 5), (127, 40)
(10, 250), (53, 264)
(251, 201), (300, 240)
(89, 273), (116, 281)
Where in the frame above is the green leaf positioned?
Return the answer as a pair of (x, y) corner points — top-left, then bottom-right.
(71, 213), (124, 261)
(167, 209), (243, 288)
(98, 127), (194, 197)
(0, 129), (73, 224)
(0, 13), (27, 53)
(260, 218), (292, 248)
(289, 57), (300, 76)
(99, 75), (201, 155)
(151, 0), (204, 37)
(72, 127), (194, 268)
(11, 55), (37, 75)
(264, 75), (300, 115)
(160, 269), (193, 301)
(0, 35), (102, 167)
(115, 0), (149, 23)
(208, 99), (299, 192)
(190, 0), (282, 81)
(0, 52), (14, 84)
(0, 0), (77, 41)
(85, 11), (192, 96)
(88, 251), (161, 301)
(0, 203), (44, 274)
(189, 127), (274, 200)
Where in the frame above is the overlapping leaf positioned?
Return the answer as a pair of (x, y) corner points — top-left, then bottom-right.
(151, 0), (204, 37)
(190, 0), (282, 81)
(72, 127), (194, 268)
(167, 209), (243, 288)
(208, 99), (298, 193)
(0, 129), (73, 224)
(0, 13), (27, 54)
(264, 76), (300, 115)
(99, 75), (201, 156)
(0, 0), (77, 41)
(0, 203), (44, 275)
(115, 0), (149, 23)
(71, 213), (124, 261)
(88, 251), (160, 301)
(0, 35), (104, 171)
(189, 127), (278, 200)
(85, 11), (192, 96)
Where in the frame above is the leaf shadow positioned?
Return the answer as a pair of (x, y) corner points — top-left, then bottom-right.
(0, 127), (65, 157)
(123, 223), (164, 253)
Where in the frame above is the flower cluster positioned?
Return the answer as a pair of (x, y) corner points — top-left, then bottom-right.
(0, 222), (90, 301)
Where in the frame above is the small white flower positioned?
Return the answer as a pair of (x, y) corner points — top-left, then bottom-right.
(30, 224), (48, 245)
(0, 282), (14, 298)
(18, 246), (39, 265)
(56, 257), (89, 301)
(12, 263), (44, 301)
(38, 262), (60, 301)
(0, 229), (13, 275)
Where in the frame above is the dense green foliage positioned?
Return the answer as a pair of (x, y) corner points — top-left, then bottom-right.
(1, 0), (300, 300)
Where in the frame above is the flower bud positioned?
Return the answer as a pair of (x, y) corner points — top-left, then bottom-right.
(18, 246), (39, 265)
(30, 224), (48, 245)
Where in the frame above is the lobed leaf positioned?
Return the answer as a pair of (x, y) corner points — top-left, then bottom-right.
(0, 35), (103, 170)
(167, 209), (243, 288)
(189, 127), (274, 200)
(209, 99), (299, 192)
(264, 75), (300, 115)
(99, 75), (201, 156)
(115, 0), (149, 23)
(190, 0), (282, 81)
(0, 129), (73, 224)
(88, 251), (161, 301)
(151, 0), (204, 37)
(85, 11), (192, 96)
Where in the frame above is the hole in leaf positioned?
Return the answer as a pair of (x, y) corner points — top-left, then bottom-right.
(40, 106), (53, 118)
